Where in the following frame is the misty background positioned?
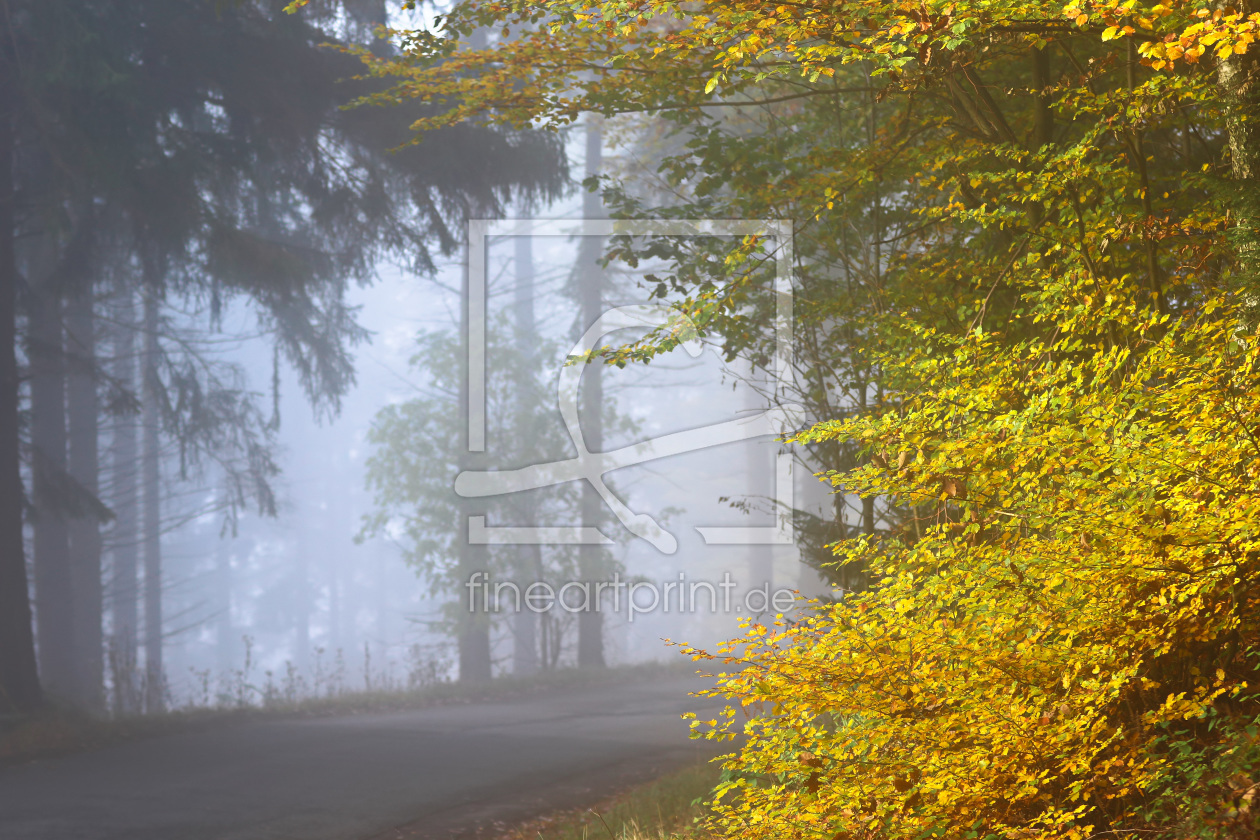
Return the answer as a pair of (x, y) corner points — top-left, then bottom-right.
(1, 1), (843, 719)
(151, 165), (835, 710)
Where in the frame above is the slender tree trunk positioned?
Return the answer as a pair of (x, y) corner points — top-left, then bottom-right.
(141, 284), (163, 713)
(452, 29), (494, 684)
(327, 531), (341, 658)
(576, 118), (606, 668)
(862, 82), (881, 541)
(29, 268), (77, 703)
(1030, 46), (1058, 280)
(457, 236), (492, 683)
(858, 377), (876, 537)
(1032, 46), (1054, 150)
(512, 218), (540, 676)
(745, 377), (774, 599)
(0, 86), (40, 713)
(294, 525), (310, 675)
(1219, 21), (1260, 287)
(215, 525), (233, 674)
(66, 290), (104, 713)
(374, 554), (388, 677)
(109, 283), (140, 715)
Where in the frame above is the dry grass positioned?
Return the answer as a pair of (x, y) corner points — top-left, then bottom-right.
(500, 762), (721, 840)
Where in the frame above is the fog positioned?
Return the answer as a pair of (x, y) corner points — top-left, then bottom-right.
(0, 0), (851, 729)
(0, 6), (863, 839)
(146, 172), (836, 708)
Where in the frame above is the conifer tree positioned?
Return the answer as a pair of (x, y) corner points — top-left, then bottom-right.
(0, 0), (565, 712)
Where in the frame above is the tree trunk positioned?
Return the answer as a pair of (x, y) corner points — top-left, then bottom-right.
(327, 534), (340, 659)
(108, 283), (140, 715)
(453, 30), (494, 685)
(141, 284), (163, 713)
(512, 218), (539, 676)
(457, 236), (492, 683)
(745, 379), (774, 600)
(858, 377), (876, 537)
(576, 118), (606, 669)
(66, 290), (104, 713)
(0, 89), (41, 713)
(294, 526), (310, 675)
(1032, 46), (1054, 150)
(1219, 30), (1260, 287)
(215, 513), (233, 674)
(29, 267), (77, 704)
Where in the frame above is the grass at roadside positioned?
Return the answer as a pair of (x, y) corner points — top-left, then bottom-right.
(501, 761), (721, 840)
(0, 660), (695, 766)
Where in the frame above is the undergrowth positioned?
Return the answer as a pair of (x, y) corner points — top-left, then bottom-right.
(501, 761), (720, 840)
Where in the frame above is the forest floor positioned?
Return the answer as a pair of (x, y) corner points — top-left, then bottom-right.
(0, 670), (722, 840)
(487, 761), (720, 840)
(0, 660), (694, 767)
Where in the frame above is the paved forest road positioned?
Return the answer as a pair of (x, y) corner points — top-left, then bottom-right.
(0, 675), (727, 840)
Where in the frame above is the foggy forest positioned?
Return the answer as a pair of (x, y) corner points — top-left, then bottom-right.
(4, 0), (1260, 839)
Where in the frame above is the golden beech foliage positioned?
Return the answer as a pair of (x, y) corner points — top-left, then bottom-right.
(680, 300), (1260, 838)
(286, 0), (1260, 836)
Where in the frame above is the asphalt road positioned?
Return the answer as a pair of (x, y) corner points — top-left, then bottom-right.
(0, 675), (727, 840)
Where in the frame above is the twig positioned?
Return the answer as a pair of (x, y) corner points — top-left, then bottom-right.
(592, 809), (618, 840)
